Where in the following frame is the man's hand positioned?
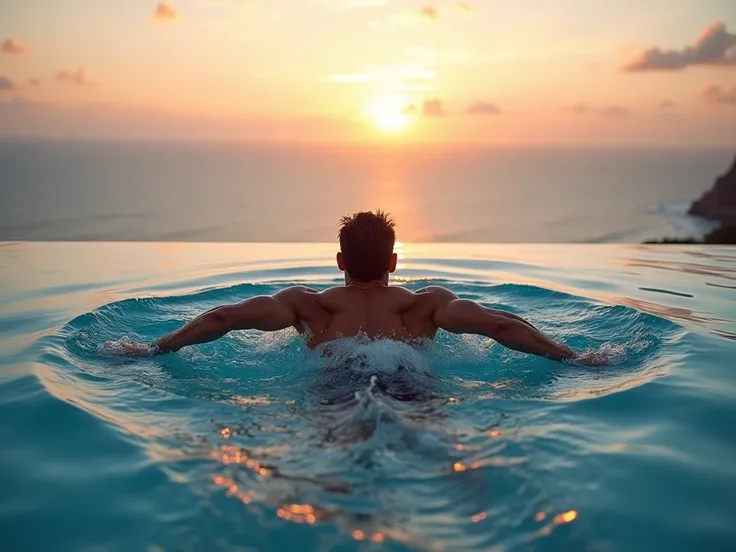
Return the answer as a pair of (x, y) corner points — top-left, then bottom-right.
(101, 337), (157, 357)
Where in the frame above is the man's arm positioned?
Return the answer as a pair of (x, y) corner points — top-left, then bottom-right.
(109, 287), (306, 356)
(426, 287), (576, 362)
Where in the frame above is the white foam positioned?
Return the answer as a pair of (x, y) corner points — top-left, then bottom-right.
(98, 336), (155, 357)
(648, 201), (719, 240)
(313, 334), (431, 375)
(647, 202), (690, 216)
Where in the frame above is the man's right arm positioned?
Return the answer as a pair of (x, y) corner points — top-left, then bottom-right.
(425, 286), (576, 362)
(105, 286), (310, 357)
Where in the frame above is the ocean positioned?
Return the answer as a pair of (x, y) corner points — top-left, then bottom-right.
(0, 140), (731, 243)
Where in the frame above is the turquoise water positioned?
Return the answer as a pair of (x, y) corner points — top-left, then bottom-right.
(1, 243), (735, 552)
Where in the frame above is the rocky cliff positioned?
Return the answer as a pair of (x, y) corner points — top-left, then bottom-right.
(690, 154), (736, 226)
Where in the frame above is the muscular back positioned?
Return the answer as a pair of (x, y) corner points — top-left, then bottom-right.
(141, 282), (584, 365)
(289, 285), (439, 347)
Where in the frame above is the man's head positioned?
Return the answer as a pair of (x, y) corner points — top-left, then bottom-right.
(337, 210), (397, 283)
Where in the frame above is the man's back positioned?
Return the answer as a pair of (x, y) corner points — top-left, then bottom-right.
(291, 285), (439, 347)
(108, 211), (600, 365)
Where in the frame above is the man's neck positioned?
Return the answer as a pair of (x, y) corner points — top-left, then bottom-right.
(345, 277), (389, 289)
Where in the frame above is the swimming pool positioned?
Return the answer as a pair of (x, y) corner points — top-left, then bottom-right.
(1, 242), (734, 551)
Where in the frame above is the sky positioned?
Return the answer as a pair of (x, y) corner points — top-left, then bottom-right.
(0, 0), (735, 145)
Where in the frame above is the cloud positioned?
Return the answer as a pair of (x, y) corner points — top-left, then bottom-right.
(422, 98), (444, 116)
(567, 102), (589, 114)
(622, 21), (736, 72)
(153, 2), (179, 21)
(467, 101), (500, 115)
(0, 76), (16, 91)
(29, 78), (42, 87)
(700, 84), (736, 105)
(565, 103), (630, 117)
(399, 100), (444, 117)
(2, 38), (30, 55)
(600, 105), (631, 117)
(56, 68), (96, 86)
(320, 0), (389, 9)
(420, 6), (438, 20)
(659, 99), (676, 110)
(328, 73), (372, 83)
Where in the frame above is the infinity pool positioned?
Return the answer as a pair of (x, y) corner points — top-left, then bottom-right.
(0, 243), (734, 552)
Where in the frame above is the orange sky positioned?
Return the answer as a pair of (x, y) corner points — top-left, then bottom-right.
(0, 0), (735, 145)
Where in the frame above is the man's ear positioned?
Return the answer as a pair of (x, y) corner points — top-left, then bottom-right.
(388, 252), (398, 273)
(336, 252), (345, 271)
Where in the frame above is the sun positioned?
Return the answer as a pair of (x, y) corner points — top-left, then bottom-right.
(372, 107), (411, 133)
(365, 100), (413, 134)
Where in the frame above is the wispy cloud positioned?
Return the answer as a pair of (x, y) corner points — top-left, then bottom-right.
(600, 105), (630, 117)
(28, 78), (42, 87)
(700, 84), (736, 105)
(56, 68), (96, 86)
(2, 38), (30, 56)
(658, 99), (676, 110)
(0, 76), (16, 91)
(327, 56), (436, 92)
(399, 99), (444, 117)
(319, 0), (389, 9)
(422, 98), (444, 116)
(567, 102), (589, 115)
(419, 6), (438, 20)
(328, 73), (372, 83)
(565, 103), (631, 117)
(622, 21), (736, 72)
(153, 2), (179, 22)
(467, 101), (500, 115)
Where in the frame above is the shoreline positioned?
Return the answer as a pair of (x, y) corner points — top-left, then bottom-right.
(646, 153), (736, 245)
(645, 224), (736, 244)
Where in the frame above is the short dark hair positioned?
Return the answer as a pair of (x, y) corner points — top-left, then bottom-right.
(338, 210), (396, 282)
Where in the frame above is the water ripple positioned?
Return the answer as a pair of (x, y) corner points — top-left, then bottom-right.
(1, 243), (735, 552)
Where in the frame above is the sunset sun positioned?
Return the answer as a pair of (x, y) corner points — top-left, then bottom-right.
(366, 100), (414, 134)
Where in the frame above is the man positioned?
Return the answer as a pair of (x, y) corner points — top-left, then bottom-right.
(114, 211), (599, 365)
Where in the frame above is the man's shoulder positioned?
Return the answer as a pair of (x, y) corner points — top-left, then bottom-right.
(277, 284), (453, 297)
(414, 285), (456, 298)
(274, 285), (321, 303)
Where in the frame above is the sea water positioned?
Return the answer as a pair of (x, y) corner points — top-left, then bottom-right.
(0, 141), (730, 243)
(0, 242), (734, 551)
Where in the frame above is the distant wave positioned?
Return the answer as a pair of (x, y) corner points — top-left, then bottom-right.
(646, 201), (719, 241)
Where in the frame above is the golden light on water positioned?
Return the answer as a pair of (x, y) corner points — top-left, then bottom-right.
(371, 533), (385, 543)
(349, 529), (384, 542)
(212, 475), (253, 505)
(453, 462), (468, 472)
(471, 512), (488, 523)
(213, 444), (270, 476)
(553, 509), (579, 524)
(277, 503), (320, 525)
